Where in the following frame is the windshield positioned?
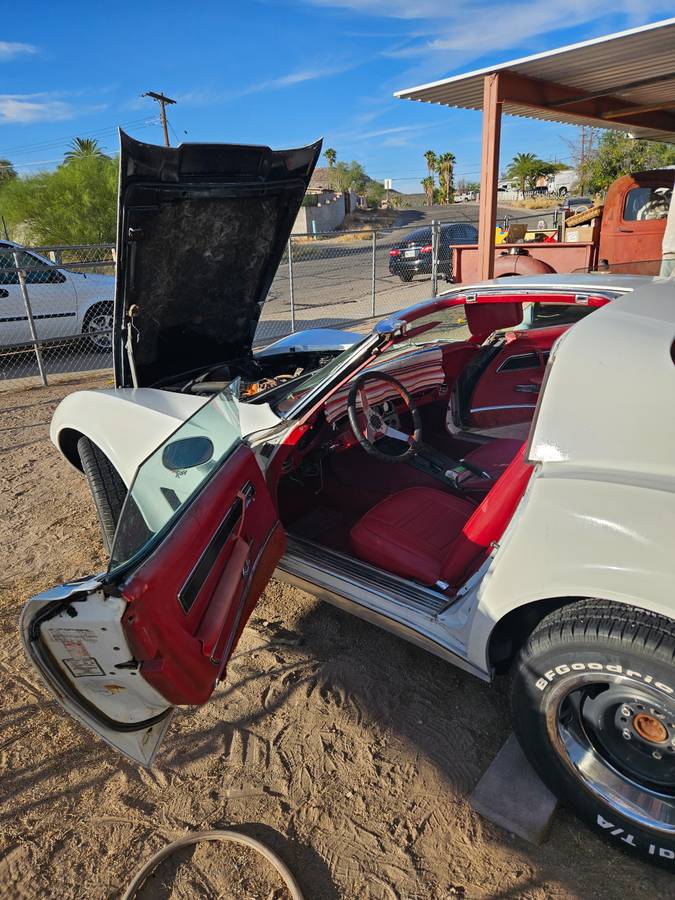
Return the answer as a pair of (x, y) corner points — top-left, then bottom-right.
(109, 382), (242, 571)
(272, 334), (371, 415)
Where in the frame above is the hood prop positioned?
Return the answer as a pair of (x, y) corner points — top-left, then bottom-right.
(125, 304), (140, 388)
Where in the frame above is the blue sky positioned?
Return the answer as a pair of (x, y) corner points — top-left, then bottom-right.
(1, 1), (673, 192)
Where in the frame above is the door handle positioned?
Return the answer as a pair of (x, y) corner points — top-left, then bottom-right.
(618, 227), (634, 233)
(514, 384), (540, 393)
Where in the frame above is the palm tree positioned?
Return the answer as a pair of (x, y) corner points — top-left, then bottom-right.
(324, 147), (337, 168)
(505, 152), (538, 197)
(64, 137), (107, 162)
(424, 150), (437, 178)
(436, 152), (456, 204)
(421, 176), (434, 207)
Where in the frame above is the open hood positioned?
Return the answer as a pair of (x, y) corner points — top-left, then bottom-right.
(114, 131), (321, 387)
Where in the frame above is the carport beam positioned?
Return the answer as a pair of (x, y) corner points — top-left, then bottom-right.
(477, 74), (502, 281)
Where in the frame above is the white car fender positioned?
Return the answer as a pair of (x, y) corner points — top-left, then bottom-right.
(50, 387), (284, 487)
(51, 388), (207, 486)
(469, 467), (675, 671)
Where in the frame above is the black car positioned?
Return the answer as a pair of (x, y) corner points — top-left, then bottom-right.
(388, 222), (478, 282)
(559, 196), (593, 214)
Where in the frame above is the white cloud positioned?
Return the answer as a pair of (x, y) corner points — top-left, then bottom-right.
(306, 1), (675, 80)
(0, 41), (37, 62)
(0, 93), (106, 125)
(178, 61), (357, 107)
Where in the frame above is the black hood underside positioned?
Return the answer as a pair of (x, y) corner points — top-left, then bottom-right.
(114, 131), (322, 387)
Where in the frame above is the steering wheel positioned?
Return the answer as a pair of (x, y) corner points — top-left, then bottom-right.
(347, 371), (422, 463)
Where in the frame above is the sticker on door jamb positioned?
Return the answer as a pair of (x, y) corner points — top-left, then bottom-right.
(63, 656), (105, 678)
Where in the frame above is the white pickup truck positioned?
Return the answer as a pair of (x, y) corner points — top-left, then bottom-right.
(547, 168), (577, 197)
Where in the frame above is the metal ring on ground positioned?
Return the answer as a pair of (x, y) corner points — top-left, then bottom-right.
(121, 828), (305, 900)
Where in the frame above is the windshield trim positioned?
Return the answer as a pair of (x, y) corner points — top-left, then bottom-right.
(274, 332), (382, 420)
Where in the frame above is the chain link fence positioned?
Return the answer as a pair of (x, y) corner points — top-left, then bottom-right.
(0, 243), (115, 387)
(1, 210), (559, 390)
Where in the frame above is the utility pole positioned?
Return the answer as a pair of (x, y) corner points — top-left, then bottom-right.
(142, 91), (176, 146)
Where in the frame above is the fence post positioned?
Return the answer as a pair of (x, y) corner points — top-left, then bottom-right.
(12, 250), (47, 386)
(371, 230), (377, 317)
(287, 237), (296, 333)
(431, 219), (439, 298)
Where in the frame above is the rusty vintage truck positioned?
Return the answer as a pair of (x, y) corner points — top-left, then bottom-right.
(452, 168), (674, 282)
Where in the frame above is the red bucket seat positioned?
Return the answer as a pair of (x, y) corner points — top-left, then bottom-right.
(350, 445), (532, 587)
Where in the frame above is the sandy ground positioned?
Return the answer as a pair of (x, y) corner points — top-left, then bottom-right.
(0, 374), (670, 899)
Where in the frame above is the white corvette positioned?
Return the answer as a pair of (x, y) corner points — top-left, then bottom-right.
(19, 132), (675, 868)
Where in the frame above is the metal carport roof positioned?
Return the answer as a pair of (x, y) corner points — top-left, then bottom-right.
(395, 18), (675, 143)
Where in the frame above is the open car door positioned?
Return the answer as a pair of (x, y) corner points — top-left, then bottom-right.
(20, 385), (284, 766)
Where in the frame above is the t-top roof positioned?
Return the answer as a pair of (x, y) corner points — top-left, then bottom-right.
(395, 18), (675, 143)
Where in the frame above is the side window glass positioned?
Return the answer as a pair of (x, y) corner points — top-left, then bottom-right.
(17, 250), (61, 285)
(109, 383), (243, 571)
(0, 249), (18, 285)
(623, 186), (672, 221)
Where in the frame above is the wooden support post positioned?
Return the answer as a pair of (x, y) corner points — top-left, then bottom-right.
(477, 73), (502, 281)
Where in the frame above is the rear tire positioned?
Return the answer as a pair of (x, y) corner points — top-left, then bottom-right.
(511, 599), (675, 868)
(82, 301), (114, 352)
(77, 436), (127, 553)
(399, 272), (413, 282)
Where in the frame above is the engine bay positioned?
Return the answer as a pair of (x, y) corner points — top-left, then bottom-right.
(156, 347), (345, 400)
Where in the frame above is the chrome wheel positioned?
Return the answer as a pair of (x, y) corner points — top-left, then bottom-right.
(84, 307), (113, 352)
(547, 673), (675, 834)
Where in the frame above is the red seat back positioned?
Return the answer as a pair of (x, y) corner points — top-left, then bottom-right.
(441, 444), (532, 585)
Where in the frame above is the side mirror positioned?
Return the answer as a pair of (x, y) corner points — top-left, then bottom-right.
(162, 436), (214, 471)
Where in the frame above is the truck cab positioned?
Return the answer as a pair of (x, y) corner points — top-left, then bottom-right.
(598, 169), (674, 268)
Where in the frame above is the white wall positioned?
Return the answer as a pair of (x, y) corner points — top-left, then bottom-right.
(292, 192), (350, 235)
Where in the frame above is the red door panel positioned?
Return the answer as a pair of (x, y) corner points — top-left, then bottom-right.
(121, 444), (284, 705)
(467, 325), (566, 428)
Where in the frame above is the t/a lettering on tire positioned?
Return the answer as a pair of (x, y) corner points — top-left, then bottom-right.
(510, 599), (675, 867)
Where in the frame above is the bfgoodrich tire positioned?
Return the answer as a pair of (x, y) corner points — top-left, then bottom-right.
(77, 436), (127, 554)
(511, 599), (675, 868)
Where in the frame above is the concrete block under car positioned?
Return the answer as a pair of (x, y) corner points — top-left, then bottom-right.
(470, 733), (558, 845)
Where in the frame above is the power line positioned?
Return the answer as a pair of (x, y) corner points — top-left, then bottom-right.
(0, 119), (160, 170)
(0, 117), (157, 158)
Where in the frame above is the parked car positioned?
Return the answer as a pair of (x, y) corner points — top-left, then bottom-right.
(0, 241), (115, 351)
(559, 196), (594, 215)
(388, 223), (479, 282)
(20, 134), (675, 868)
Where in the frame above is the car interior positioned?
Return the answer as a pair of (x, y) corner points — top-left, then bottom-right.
(271, 294), (603, 592)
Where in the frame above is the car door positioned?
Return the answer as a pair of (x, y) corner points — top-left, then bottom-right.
(0, 245), (29, 346)
(20, 385), (285, 765)
(466, 325), (566, 429)
(0, 244), (76, 345)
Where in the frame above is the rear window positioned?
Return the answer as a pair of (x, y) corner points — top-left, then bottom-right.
(623, 186), (672, 221)
(443, 224), (478, 243)
(402, 227), (431, 244)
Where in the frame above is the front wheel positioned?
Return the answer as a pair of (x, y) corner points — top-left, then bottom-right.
(511, 599), (675, 868)
(77, 436), (127, 553)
